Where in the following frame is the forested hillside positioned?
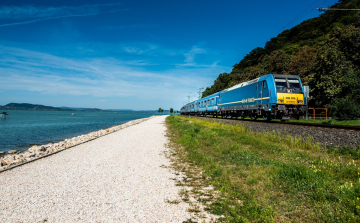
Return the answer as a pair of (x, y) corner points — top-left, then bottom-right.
(202, 0), (360, 119)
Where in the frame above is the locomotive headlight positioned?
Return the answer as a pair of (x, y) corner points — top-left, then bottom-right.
(277, 99), (284, 103)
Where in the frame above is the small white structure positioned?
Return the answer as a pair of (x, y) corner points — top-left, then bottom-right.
(0, 112), (8, 119)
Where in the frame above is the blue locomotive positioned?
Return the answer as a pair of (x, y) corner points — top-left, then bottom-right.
(180, 74), (307, 121)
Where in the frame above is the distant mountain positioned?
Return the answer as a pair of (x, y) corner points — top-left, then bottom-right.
(0, 103), (104, 112)
(0, 103), (158, 112)
(2, 103), (65, 111)
(0, 103), (172, 113)
(106, 109), (134, 112)
(59, 106), (103, 111)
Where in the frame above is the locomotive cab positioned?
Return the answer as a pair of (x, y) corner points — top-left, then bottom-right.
(272, 74), (307, 120)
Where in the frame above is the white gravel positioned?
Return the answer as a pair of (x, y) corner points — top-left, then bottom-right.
(0, 115), (193, 222)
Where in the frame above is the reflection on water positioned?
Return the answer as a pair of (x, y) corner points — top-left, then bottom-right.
(0, 110), (160, 152)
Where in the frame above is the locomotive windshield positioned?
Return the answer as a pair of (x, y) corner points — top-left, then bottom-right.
(275, 77), (303, 93)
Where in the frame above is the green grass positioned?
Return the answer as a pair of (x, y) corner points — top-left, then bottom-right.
(202, 115), (360, 126)
(166, 116), (360, 222)
(288, 118), (360, 126)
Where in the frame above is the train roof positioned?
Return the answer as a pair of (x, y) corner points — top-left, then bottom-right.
(222, 76), (261, 93)
(182, 91), (220, 108)
(222, 73), (300, 93)
(272, 74), (300, 79)
(199, 92), (220, 100)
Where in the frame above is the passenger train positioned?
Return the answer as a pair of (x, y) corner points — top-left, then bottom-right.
(180, 74), (307, 121)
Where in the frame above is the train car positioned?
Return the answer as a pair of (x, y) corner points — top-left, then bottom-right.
(195, 92), (220, 116)
(218, 74), (307, 120)
(180, 93), (220, 116)
(180, 102), (193, 115)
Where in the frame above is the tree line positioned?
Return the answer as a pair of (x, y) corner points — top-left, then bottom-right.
(158, 108), (178, 114)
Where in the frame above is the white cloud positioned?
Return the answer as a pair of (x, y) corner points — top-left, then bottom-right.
(184, 46), (206, 63)
(123, 44), (158, 55)
(0, 45), (226, 102)
(0, 42), (232, 109)
(0, 4), (126, 27)
(0, 4), (121, 19)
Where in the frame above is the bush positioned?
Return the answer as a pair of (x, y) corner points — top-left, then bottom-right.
(328, 96), (360, 119)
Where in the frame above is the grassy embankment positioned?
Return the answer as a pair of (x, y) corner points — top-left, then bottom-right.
(204, 115), (360, 126)
(288, 118), (360, 126)
(167, 115), (360, 222)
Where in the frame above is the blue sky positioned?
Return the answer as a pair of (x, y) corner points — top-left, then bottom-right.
(0, 0), (338, 110)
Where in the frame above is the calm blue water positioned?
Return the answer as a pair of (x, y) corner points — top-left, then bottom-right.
(0, 110), (163, 153)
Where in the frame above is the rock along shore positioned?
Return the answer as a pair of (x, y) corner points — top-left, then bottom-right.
(0, 116), (154, 171)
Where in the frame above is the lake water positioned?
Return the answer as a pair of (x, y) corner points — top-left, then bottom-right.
(0, 110), (164, 153)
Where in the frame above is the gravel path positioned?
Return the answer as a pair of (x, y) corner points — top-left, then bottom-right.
(0, 116), (192, 222)
(186, 116), (360, 148)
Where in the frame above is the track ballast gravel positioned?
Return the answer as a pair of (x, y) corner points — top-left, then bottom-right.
(185, 116), (360, 148)
(0, 116), (192, 222)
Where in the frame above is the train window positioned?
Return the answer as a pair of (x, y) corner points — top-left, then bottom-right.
(288, 79), (301, 88)
(212, 98), (214, 105)
(201, 101), (203, 106)
(275, 79), (287, 88)
(263, 81), (267, 89)
(275, 78), (301, 88)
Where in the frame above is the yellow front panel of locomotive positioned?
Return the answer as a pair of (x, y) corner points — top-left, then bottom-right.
(276, 93), (304, 105)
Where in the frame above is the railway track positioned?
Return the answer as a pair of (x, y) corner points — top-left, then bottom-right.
(270, 120), (360, 131)
(181, 115), (360, 131)
(180, 115), (360, 148)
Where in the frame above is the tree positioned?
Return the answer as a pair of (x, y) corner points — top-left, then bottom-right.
(262, 50), (292, 74)
(202, 72), (232, 98)
(309, 26), (360, 118)
(233, 47), (266, 71)
(158, 108), (162, 114)
(170, 108), (173, 114)
(286, 47), (317, 85)
(230, 65), (264, 87)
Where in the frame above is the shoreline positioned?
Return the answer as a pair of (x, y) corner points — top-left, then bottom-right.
(0, 110), (159, 153)
(0, 116), (155, 172)
(0, 115), (197, 222)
